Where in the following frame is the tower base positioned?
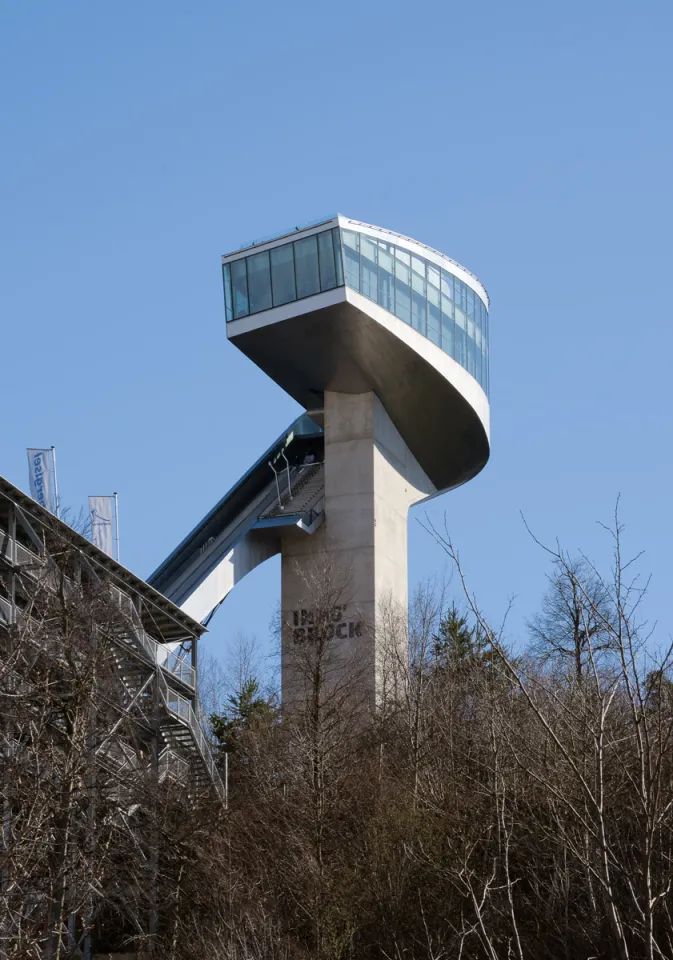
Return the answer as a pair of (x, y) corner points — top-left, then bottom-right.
(280, 391), (434, 709)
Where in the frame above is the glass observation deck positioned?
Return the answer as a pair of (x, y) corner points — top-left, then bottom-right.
(222, 222), (489, 396)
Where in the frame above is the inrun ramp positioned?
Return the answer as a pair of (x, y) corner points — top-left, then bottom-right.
(148, 414), (325, 625)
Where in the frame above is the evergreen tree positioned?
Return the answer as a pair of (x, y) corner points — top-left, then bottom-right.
(210, 676), (275, 756)
(432, 603), (481, 665)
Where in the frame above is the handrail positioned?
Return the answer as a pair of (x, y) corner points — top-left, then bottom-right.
(268, 460), (283, 510)
(156, 668), (225, 799)
(281, 450), (293, 500)
(109, 585), (195, 689)
(233, 213), (337, 253)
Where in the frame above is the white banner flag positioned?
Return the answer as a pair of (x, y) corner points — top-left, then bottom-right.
(89, 495), (114, 557)
(27, 448), (55, 513)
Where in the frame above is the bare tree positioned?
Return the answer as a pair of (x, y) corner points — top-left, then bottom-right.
(0, 524), (221, 959)
(6, 500), (673, 960)
(427, 507), (673, 960)
(528, 555), (614, 680)
(1, 532), (155, 958)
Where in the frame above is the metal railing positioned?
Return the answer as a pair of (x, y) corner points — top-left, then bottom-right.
(0, 595), (11, 625)
(156, 668), (225, 799)
(109, 585), (196, 689)
(0, 531), (196, 691)
(234, 213), (338, 253)
(159, 746), (189, 783)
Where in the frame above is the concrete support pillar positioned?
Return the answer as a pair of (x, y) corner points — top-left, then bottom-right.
(280, 391), (434, 708)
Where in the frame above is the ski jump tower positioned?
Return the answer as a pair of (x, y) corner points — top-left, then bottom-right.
(149, 216), (490, 706)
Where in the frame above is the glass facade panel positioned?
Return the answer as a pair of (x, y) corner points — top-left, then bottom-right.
(222, 224), (490, 395)
(318, 230), (337, 291)
(467, 334), (475, 378)
(246, 251), (272, 314)
(457, 278), (467, 313)
(270, 244), (296, 306)
(440, 271), (454, 355)
(378, 242), (394, 313)
(342, 230), (360, 291)
(360, 235), (378, 302)
(222, 263), (233, 322)
(411, 256), (426, 334)
(333, 228), (344, 286)
(231, 259), (249, 319)
(294, 235), (320, 299)
(441, 300), (454, 356)
(394, 248), (411, 324)
(455, 307), (467, 368)
(441, 269), (454, 303)
(427, 272), (441, 346)
(467, 316), (475, 343)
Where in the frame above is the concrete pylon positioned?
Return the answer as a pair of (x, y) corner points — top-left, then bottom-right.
(280, 391), (434, 708)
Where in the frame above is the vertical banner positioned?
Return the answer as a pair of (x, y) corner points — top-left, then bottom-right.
(89, 495), (114, 557)
(27, 448), (55, 513)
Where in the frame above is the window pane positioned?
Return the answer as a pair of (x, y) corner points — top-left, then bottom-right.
(270, 244), (296, 306)
(231, 259), (249, 319)
(441, 270), (454, 302)
(454, 307), (467, 367)
(427, 280), (441, 346)
(467, 335), (475, 377)
(467, 287), (475, 320)
(222, 263), (233, 322)
(411, 256), (426, 334)
(394, 247), (411, 324)
(378, 242), (394, 312)
(294, 236), (320, 299)
(360, 235), (378, 302)
(318, 230), (337, 291)
(246, 251), (272, 314)
(342, 230), (360, 290)
(441, 282), (453, 356)
(456, 278), (467, 312)
(333, 228), (344, 286)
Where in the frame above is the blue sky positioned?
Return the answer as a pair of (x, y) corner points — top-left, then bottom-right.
(2, 1), (672, 666)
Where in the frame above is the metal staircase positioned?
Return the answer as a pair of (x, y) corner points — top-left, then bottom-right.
(0, 486), (225, 803)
